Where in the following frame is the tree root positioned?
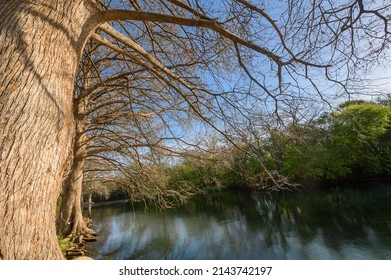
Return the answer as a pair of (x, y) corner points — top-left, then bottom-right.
(64, 218), (98, 259)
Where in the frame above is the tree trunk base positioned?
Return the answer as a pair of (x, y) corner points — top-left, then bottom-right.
(63, 218), (97, 260)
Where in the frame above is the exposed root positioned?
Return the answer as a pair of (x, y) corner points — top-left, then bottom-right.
(64, 217), (98, 259)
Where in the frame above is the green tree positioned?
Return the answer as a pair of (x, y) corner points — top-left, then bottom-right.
(331, 102), (391, 176)
(276, 101), (391, 181)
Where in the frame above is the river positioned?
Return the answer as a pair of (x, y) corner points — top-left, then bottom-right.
(85, 181), (391, 259)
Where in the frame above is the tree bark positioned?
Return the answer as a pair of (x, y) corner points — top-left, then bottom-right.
(60, 100), (94, 241)
(0, 0), (100, 259)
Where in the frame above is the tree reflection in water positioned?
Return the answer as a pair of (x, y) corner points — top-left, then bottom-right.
(85, 183), (391, 259)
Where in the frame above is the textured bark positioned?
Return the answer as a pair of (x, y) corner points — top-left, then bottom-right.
(60, 100), (93, 240)
(0, 0), (100, 259)
(60, 143), (89, 239)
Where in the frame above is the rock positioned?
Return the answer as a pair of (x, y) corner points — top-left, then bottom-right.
(71, 256), (94, 260)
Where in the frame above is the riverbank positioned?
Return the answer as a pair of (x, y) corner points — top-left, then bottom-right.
(58, 217), (98, 260)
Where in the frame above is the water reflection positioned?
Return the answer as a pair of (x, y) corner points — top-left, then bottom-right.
(86, 184), (391, 259)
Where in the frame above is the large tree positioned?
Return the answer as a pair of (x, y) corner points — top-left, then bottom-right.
(0, 0), (101, 260)
(0, 0), (389, 259)
(59, 40), (198, 241)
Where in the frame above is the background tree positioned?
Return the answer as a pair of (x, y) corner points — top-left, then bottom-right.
(270, 101), (391, 181)
(331, 101), (391, 177)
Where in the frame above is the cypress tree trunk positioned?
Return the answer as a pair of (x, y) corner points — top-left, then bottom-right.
(60, 102), (94, 241)
(0, 0), (99, 259)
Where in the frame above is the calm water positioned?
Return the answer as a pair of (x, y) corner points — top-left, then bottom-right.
(85, 182), (391, 259)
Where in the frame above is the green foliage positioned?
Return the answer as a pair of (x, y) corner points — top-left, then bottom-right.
(331, 102), (391, 176)
(275, 101), (391, 181)
(166, 146), (270, 191)
(143, 100), (391, 191)
(168, 163), (205, 189)
(167, 156), (231, 191)
(334, 103), (391, 140)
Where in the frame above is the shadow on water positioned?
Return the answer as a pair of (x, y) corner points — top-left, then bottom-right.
(85, 180), (391, 259)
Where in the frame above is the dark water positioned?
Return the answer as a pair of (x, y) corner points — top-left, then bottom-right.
(85, 182), (391, 259)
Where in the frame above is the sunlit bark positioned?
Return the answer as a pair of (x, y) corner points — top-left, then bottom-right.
(0, 0), (99, 259)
